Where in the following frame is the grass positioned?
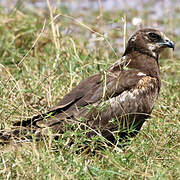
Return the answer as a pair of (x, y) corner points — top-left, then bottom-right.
(0, 1), (180, 179)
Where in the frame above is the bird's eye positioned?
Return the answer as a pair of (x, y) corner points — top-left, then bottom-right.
(148, 33), (162, 41)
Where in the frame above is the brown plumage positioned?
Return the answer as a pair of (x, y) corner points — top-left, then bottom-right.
(0, 28), (174, 144)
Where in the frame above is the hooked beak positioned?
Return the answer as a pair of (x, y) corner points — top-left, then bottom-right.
(159, 39), (175, 50)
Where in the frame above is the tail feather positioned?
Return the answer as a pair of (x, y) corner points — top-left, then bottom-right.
(0, 129), (21, 144)
(0, 127), (39, 144)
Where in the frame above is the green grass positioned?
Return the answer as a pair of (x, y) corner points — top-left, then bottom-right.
(0, 3), (180, 179)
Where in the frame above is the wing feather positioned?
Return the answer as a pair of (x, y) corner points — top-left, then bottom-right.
(14, 69), (143, 129)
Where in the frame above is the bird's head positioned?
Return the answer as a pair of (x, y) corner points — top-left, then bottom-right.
(124, 28), (175, 59)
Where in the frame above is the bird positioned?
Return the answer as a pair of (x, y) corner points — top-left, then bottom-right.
(0, 28), (174, 145)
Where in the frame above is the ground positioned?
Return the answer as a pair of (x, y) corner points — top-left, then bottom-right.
(0, 1), (179, 179)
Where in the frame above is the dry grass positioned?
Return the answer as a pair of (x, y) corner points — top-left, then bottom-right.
(0, 1), (180, 179)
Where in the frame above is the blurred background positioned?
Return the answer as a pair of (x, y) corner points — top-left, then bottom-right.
(0, 0), (179, 56)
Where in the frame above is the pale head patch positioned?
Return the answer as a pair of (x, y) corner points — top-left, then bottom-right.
(130, 36), (136, 42)
(147, 43), (156, 51)
(147, 43), (157, 57)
